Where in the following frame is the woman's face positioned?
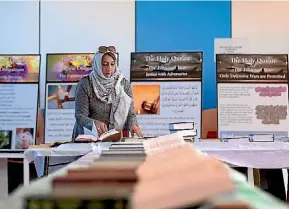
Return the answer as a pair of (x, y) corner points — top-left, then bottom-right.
(101, 54), (116, 78)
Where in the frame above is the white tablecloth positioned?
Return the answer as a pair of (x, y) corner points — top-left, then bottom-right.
(193, 142), (289, 168)
(3, 145), (289, 209)
(2, 150), (102, 209)
(24, 142), (112, 177)
(24, 141), (289, 178)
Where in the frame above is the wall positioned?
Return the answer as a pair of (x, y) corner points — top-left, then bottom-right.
(1, 0), (289, 110)
(136, 1), (231, 110)
(232, 1), (289, 55)
(0, 1), (134, 108)
(40, 1), (135, 107)
(0, 1), (39, 54)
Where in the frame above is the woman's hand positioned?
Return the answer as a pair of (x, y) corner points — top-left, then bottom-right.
(130, 124), (143, 138)
(94, 120), (108, 136)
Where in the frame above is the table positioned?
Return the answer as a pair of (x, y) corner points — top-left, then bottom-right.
(0, 152), (24, 200)
(3, 147), (289, 209)
(23, 142), (112, 185)
(193, 142), (289, 188)
(22, 142), (289, 189)
(2, 151), (102, 209)
(193, 142), (289, 168)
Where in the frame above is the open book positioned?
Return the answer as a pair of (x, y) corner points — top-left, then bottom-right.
(75, 128), (122, 143)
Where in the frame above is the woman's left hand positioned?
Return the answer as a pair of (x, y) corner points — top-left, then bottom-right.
(130, 124), (143, 138)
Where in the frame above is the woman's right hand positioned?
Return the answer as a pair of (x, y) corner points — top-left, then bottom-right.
(94, 120), (108, 136)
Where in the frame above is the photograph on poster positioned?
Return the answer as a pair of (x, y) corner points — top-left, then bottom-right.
(132, 82), (202, 138)
(46, 54), (94, 82)
(216, 54), (288, 83)
(218, 83), (289, 138)
(47, 84), (76, 109)
(45, 82), (77, 143)
(0, 130), (12, 149)
(15, 128), (34, 149)
(132, 84), (160, 115)
(130, 52), (202, 81)
(0, 55), (40, 83)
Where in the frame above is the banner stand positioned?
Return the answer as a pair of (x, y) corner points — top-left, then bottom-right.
(44, 53), (94, 143)
(130, 52), (203, 140)
(0, 54), (41, 151)
(216, 54), (289, 141)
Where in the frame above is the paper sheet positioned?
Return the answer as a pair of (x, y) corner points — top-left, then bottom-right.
(214, 38), (249, 61)
(83, 124), (98, 138)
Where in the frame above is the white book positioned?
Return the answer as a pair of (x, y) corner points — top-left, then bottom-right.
(75, 128), (121, 142)
(222, 137), (250, 143)
(250, 134), (274, 142)
(170, 129), (197, 137)
(169, 122), (194, 130)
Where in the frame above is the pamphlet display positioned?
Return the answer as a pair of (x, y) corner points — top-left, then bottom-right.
(45, 53), (94, 143)
(0, 55), (40, 150)
(216, 54), (289, 140)
(130, 52), (202, 139)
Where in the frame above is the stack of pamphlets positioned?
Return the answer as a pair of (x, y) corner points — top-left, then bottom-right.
(169, 122), (197, 142)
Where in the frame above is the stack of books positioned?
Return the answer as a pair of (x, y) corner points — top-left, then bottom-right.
(221, 137), (250, 143)
(249, 134), (274, 142)
(169, 122), (197, 142)
(221, 134), (275, 143)
(24, 134), (249, 209)
(25, 142), (146, 209)
(133, 144), (237, 209)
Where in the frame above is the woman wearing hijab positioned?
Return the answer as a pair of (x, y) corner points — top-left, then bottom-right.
(72, 46), (143, 141)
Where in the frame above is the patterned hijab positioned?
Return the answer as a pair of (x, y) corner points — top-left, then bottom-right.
(89, 48), (131, 130)
(89, 50), (121, 104)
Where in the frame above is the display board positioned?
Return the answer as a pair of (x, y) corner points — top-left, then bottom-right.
(44, 53), (94, 143)
(0, 55), (40, 150)
(216, 54), (289, 140)
(130, 52), (202, 139)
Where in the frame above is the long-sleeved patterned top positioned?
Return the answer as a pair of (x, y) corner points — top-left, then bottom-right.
(71, 76), (137, 142)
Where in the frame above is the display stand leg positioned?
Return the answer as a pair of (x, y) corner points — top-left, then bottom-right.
(253, 168), (260, 187)
(282, 169), (288, 201)
(23, 158), (30, 186)
(0, 159), (8, 200)
(248, 168), (254, 186)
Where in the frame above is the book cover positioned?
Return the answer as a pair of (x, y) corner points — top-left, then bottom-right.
(25, 196), (130, 209)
